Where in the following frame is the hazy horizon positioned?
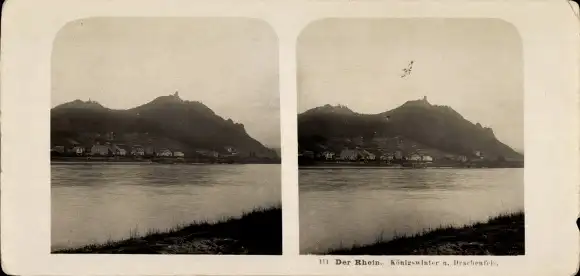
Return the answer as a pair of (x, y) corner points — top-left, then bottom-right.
(52, 17), (280, 147)
(298, 18), (524, 152)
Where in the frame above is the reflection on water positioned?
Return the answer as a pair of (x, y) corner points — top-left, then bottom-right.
(299, 168), (523, 254)
(51, 164), (281, 250)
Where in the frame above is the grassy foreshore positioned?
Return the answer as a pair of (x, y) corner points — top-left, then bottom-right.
(327, 212), (524, 255)
(53, 206), (282, 255)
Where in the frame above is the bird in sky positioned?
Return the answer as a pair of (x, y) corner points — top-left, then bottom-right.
(401, 60), (414, 78)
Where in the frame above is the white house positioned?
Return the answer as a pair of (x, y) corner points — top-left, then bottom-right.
(131, 146), (145, 156)
(322, 151), (335, 160)
(72, 146), (85, 156)
(380, 154), (394, 161)
(91, 145), (111, 156)
(421, 155), (433, 162)
(408, 153), (422, 161)
(364, 152), (376, 161)
(157, 149), (173, 157)
(339, 149), (358, 161)
(111, 145), (127, 156)
(225, 146), (237, 154)
(173, 151), (185, 158)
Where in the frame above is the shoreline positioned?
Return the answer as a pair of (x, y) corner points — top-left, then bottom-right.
(299, 162), (523, 169)
(51, 157), (281, 165)
(52, 206), (282, 255)
(52, 161), (280, 166)
(299, 166), (521, 170)
(324, 211), (524, 255)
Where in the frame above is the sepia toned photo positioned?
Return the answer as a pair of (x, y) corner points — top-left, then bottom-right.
(297, 19), (524, 255)
(50, 18), (282, 255)
(3, 0), (580, 274)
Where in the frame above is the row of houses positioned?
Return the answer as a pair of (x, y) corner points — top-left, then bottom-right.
(343, 149), (434, 162)
(300, 148), (434, 162)
(52, 142), (243, 158)
(301, 148), (480, 163)
(51, 143), (185, 158)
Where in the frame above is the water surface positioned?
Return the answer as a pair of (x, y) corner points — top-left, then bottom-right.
(52, 164), (280, 250)
(299, 168), (523, 254)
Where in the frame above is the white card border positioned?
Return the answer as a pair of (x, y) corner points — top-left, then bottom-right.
(1, 0), (579, 275)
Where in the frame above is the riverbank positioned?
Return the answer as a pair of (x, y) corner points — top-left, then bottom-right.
(51, 156), (281, 165)
(326, 212), (524, 255)
(299, 161), (524, 169)
(53, 206), (282, 255)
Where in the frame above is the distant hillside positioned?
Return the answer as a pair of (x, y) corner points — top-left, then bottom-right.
(298, 97), (522, 160)
(51, 92), (277, 158)
(271, 147), (282, 158)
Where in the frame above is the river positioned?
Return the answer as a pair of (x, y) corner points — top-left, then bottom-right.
(51, 163), (281, 250)
(299, 168), (523, 254)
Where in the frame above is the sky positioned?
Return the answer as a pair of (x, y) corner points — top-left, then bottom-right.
(298, 18), (524, 152)
(52, 17), (280, 147)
